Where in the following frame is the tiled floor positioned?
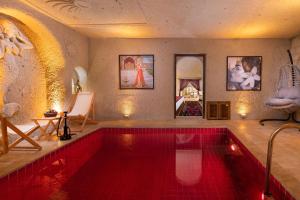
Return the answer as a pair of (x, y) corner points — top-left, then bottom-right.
(0, 119), (300, 199)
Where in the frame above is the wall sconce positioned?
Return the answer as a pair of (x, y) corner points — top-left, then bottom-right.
(123, 113), (130, 119)
(122, 107), (131, 119)
(238, 104), (248, 119)
(239, 112), (247, 119)
(120, 99), (134, 119)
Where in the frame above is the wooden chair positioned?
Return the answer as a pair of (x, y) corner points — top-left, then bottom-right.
(0, 115), (42, 154)
(67, 92), (97, 132)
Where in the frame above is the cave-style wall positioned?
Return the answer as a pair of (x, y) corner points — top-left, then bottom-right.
(0, 17), (47, 123)
(0, 1), (89, 123)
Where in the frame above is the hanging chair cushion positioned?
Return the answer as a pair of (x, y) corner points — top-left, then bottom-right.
(277, 87), (300, 99)
(266, 98), (294, 106)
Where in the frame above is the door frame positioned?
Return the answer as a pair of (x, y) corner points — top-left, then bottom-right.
(174, 54), (206, 119)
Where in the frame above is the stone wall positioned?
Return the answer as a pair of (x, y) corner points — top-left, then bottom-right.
(89, 38), (291, 120)
(0, 1), (89, 123)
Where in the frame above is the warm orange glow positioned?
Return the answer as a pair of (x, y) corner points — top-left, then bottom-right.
(237, 24), (267, 38)
(0, 62), (3, 108)
(271, 0), (300, 8)
(123, 104), (132, 117)
(236, 94), (251, 119)
(0, 8), (65, 112)
(119, 98), (135, 118)
(121, 134), (134, 147)
(80, 24), (153, 38)
(52, 101), (62, 113)
(238, 104), (249, 119)
(113, 25), (149, 38)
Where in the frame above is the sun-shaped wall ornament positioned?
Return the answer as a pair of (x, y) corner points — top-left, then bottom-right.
(45, 0), (88, 11)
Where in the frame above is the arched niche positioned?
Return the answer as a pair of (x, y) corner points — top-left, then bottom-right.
(0, 8), (65, 122)
(176, 56), (204, 96)
(176, 57), (203, 79)
(72, 66), (88, 93)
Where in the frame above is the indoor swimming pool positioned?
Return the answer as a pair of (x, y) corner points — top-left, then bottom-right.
(0, 128), (295, 200)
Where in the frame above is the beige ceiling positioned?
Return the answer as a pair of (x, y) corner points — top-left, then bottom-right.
(21, 0), (300, 38)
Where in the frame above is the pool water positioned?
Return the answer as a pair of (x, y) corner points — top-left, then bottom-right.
(0, 128), (295, 200)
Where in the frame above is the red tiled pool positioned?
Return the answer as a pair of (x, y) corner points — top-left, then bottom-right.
(0, 128), (295, 200)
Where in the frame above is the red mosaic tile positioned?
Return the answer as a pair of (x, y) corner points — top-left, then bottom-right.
(0, 128), (295, 200)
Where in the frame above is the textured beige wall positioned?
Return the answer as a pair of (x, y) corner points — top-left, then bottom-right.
(0, 1), (89, 123)
(89, 38), (291, 120)
(291, 35), (300, 64)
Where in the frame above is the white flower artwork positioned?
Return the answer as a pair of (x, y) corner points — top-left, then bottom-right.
(227, 56), (262, 91)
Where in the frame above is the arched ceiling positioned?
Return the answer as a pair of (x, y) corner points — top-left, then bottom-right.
(176, 56), (203, 79)
(21, 0), (300, 38)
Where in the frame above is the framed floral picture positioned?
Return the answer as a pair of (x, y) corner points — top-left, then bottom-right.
(119, 55), (154, 89)
(226, 56), (262, 91)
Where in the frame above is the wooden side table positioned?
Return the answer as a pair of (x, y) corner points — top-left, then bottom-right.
(32, 117), (61, 140)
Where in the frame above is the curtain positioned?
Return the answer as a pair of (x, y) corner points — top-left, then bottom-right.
(179, 79), (200, 91)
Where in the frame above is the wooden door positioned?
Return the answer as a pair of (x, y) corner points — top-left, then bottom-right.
(206, 102), (219, 120)
(218, 102), (231, 120)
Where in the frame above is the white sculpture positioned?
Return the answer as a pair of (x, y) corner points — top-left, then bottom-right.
(0, 19), (33, 104)
(2, 102), (21, 117)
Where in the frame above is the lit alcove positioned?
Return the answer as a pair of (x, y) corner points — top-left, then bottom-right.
(72, 66), (88, 94)
(0, 10), (65, 123)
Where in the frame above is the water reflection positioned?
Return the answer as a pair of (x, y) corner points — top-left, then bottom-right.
(120, 134), (134, 148)
(175, 134), (202, 186)
(176, 149), (202, 186)
(176, 134), (195, 144)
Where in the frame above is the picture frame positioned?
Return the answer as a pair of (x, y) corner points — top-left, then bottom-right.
(174, 54), (206, 118)
(119, 55), (154, 89)
(226, 56), (262, 91)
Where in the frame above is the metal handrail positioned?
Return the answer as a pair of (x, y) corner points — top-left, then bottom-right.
(264, 123), (300, 197)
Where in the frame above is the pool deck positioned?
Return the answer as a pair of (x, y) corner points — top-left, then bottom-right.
(0, 119), (300, 199)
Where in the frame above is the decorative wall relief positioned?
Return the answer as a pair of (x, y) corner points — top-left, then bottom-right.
(0, 19), (34, 107)
(45, 0), (88, 11)
(0, 10), (70, 123)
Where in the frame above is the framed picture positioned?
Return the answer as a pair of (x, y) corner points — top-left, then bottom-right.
(227, 56), (262, 91)
(174, 54), (206, 118)
(119, 55), (154, 89)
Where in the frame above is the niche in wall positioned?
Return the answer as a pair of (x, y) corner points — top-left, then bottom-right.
(0, 11), (65, 123)
(72, 66), (88, 93)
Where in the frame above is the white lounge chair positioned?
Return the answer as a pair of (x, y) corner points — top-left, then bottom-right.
(0, 103), (41, 154)
(67, 92), (96, 132)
